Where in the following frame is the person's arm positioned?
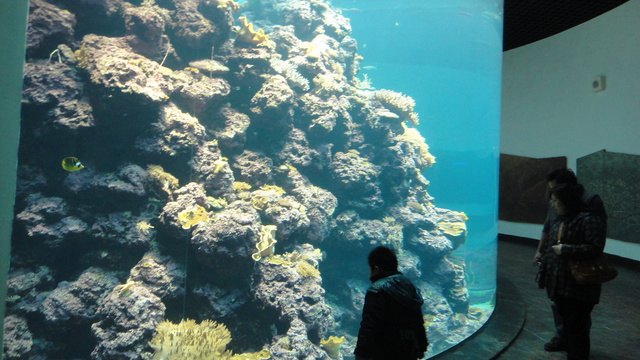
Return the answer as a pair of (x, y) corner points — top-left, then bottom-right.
(534, 207), (554, 264)
(533, 232), (548, 265)
(555, 216), (605, 259)
(354, 292), (384, 359)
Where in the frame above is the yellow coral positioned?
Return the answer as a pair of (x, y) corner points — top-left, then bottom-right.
(438, 211), (469, 236)
(266, 255), (296, 268)
(214, 0), (240, 13)
(149, 319), (233, 360)
(438, 221), (467, 237)
(136, 221), (154, 234)
(251, 225), (277, 261)
(207, 196), (228, 211)
(232, 181), (252, 191)
(236, 16), (272, 47)
(213, 159), (229, 173)
(147, 165), (179, 190)
(320, 336), (345, 359)
(250, 195), (270, 211)
(296, 260), (320, 278)
(231, 350), (270, 359)
(396, 125), (436, 168)
(178, 205), (209, 229)
(260, 185), (286, 196)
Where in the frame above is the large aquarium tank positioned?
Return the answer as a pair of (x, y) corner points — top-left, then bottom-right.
(3, 0), (502, 359)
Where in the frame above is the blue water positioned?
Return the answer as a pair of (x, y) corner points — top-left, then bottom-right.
(334, 0), (503, 303)
(7, 1), (504, 359)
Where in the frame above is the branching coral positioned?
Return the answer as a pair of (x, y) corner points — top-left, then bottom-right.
(269, 58), (310, 91)
(149, 319), (233, 360)
(374, 89), (420, 125)
(251, 225), (278, 261)
(177, 205), (209, 229)
(296, 260), (320, 278)
(136, 221), (155, 234)
(232, 181), (252, 191)
(320, 336), (345, 359)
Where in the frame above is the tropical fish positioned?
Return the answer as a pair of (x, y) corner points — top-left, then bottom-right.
(61, 157), (84, 172)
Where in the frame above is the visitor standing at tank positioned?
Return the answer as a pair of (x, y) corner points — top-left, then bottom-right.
(354, 246), (428, 360)
(532, 168), (607, 352)
(538, 183), (606, 360)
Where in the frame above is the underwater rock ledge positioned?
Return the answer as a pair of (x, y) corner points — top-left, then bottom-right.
(5, 0), (489, 359)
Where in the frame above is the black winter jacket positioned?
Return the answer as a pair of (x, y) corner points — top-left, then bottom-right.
(354, 271), (428, 360)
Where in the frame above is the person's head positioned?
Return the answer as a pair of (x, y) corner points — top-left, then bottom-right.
(550, 183), (585, 215)
(546, 168), (578, 189)
(367, 246), (398, 278)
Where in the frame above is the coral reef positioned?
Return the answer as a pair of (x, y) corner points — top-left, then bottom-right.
(91, 282), (166, 360)
(5, 0), (481, 359)
(40, 267), (120, 325)
(2, 315), (33, 360)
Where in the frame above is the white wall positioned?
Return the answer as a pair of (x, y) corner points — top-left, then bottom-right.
(499, 0), (640, 261)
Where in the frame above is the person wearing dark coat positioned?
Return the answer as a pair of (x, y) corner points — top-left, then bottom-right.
(354, 246), (428, 360)
(533, 168), (607, 353)
(539, 183), (606, 360)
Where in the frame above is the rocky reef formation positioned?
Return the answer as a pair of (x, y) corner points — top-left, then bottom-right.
(5, 0), (490, 359)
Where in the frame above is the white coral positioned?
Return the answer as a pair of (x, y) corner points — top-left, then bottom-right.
(373, 89), (420, 125)
(269, 58), (310, 91)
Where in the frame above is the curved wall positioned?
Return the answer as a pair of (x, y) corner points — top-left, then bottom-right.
(500, 0), (640, 261)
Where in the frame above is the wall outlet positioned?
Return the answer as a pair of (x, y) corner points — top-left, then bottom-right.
(592, 76), (606, 92)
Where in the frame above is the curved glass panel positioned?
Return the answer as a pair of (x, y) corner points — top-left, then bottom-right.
(5, 0), (501, 359)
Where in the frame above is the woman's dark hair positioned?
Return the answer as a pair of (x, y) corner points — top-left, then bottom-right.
(547, 168), (578, 185)
(368, 246), (398, 272)
(551, 183), (585, 214)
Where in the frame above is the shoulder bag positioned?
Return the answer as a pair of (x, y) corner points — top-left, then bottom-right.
(558, 222), (618, 284)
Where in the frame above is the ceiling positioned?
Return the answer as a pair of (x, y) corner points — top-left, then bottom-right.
(503, 0), (629, 51)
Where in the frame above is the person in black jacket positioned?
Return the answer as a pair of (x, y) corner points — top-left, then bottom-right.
(354, 246), (428, 360)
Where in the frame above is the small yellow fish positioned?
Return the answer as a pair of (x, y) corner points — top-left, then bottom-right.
(61, 157), (84, 172)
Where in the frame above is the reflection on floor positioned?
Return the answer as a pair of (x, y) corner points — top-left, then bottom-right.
(433, 236), (640, 360)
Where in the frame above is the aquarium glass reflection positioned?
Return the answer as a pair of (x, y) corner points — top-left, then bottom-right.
(5, 0), (502, 359)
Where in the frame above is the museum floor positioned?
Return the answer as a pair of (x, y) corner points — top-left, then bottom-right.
(432, 236), (640, 360)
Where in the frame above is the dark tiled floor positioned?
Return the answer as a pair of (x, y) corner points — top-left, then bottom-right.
(495, 237), (640, 360)
(434, 236), (640, 360)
